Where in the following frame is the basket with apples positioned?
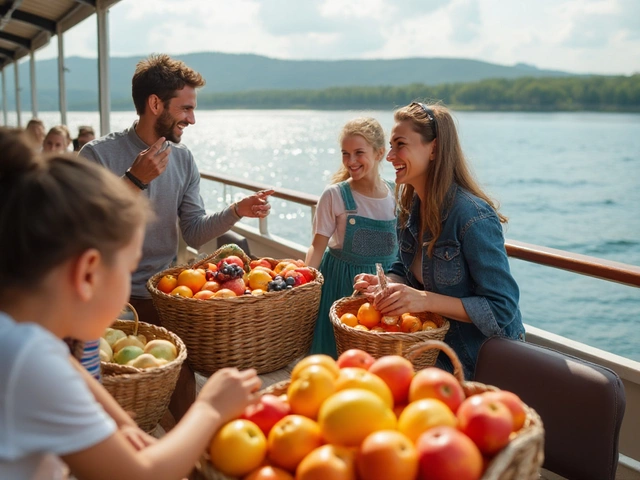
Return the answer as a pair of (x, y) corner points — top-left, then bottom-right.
(197, 340), (544, 480)
(330, 264), (450, 369)
(100, 303), (187, 433)
(147, 244), (324, 376)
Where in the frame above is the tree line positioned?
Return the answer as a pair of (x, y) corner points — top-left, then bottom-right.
(195, 75), (640, 112)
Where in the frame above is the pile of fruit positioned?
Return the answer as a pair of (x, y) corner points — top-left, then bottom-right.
(206, 348), (528, 480)
(99, 327), (178, 369)
(340, 302), (441, 333)
(156, 246), (315, 300)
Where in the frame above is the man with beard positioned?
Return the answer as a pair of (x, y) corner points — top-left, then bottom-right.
(80, 54), (272, 423)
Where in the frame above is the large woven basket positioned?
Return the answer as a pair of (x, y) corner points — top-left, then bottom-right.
(197, 340), (544, 480)
(330, 294), (450, 369)
(101, 304), (187, 433)
(147, 249), (324, 376)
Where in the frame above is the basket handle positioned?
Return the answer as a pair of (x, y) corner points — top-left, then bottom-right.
(405, 340), (465, 383)
(122, 302), (140, 336)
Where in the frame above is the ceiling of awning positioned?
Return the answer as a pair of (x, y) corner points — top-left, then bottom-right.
(0, 0), (121, 69)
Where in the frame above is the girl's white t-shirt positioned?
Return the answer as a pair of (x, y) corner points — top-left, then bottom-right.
(313, 182), (396, 249)
(0, 312), (116, 479)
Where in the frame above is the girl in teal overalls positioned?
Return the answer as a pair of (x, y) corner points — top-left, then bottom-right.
(306, 117), (398, 357)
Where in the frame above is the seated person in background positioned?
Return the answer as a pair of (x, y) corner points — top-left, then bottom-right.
(0, 127), (260, 480)
(43, 125), (72, 153)
(24, 118), (45, 151)
(354, 101), (525, 379)
(73, 125), (96, 152)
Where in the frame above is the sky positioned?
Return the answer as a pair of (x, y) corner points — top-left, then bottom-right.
(35, 0), (640, 76)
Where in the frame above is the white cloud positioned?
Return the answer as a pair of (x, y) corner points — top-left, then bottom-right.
(30, 0), (640, 75)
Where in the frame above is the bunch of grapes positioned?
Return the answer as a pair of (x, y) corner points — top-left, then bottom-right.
(267, 275), (295, 292)
(213, 262), (245, 282)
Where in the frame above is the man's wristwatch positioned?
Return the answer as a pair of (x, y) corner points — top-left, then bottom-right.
(124, 168), (149, 190)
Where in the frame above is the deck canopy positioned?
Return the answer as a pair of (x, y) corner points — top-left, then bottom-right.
(0, 0), (121, 131)
(0, 0), (120, 67)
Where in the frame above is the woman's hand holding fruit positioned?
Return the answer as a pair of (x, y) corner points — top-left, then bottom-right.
(372, 283), (429, 317)
(198, 368), (262, 423)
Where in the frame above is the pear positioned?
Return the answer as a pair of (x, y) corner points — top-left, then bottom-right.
(103, 328), (126, 348)
(144, 339), (177, 362)
(127, 353), (166, 369)
(136, 334), (148, 346)
(99, 337), (113, 362)
(113, 345), (144, 365)
(112, 335), (146, 354)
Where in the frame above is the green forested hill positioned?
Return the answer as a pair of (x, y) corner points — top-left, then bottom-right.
(194, 75), (640, 112)
(4, 52), (574, 110)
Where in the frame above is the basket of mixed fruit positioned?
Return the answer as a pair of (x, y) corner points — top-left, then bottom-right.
(99, 303), (187, 432)
(197, 340), (544, 480)
(147, 244), (323, 375)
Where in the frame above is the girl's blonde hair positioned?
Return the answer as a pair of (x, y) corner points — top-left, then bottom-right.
(0, 127), (151, 297)
(331, 117), (386, 184)
(394, 102), (506, 257)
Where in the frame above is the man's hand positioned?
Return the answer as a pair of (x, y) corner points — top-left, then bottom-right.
(235, 189), (275, 218)
(129, 137), (172, 184)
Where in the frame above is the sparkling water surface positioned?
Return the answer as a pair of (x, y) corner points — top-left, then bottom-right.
(26, 109), (640, 361)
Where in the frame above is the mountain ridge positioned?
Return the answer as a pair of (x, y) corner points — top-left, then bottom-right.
(2, 51), (581, 111)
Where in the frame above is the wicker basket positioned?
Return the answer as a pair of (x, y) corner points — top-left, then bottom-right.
(197, 340), (544, 480)
(101, 303), (187, 433)
(330, 294), (450, 369)
(147, 248), (324, 376)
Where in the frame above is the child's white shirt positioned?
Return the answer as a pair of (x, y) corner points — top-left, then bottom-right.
(0, 312), (116, 479)
(313, 182), (396, 249)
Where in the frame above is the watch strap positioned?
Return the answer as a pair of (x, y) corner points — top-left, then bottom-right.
(125, 169), (149, 190)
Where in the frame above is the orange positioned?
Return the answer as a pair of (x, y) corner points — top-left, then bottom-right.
(334, 368), (394, 408)
(157, 274), (178, 294)
(291, 354), (340, 381)
(357, 303), (381, 328)
(177, 268), (207, 293)
(214, 288), (236, 298)
(249, 269), (273, 291)
(340, 313), (358, 327)
(318, 389), (396, 447)
(287, 365), (336, 419)
(170, 285), (193, 298)
(209, 419), (267, 477)
(422, 319), (439, 330)
(397, 398), (457, 443)
(356, 430), (418, 480)
(297, 444), (357, 480)
(193, 290), (215, 300)
(244, 466), (294, 480)
(267, 415), (323, 472)
(354, 324), (369, 331)
(400, 314), (421, 333)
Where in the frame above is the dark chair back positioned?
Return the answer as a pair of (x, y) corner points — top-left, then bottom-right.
(474, 336), (625, 480)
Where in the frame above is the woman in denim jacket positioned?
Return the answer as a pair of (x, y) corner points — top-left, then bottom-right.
(355, 102), (525, 379)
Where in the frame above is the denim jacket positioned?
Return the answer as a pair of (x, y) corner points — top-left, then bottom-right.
(388, 185), (525, 379)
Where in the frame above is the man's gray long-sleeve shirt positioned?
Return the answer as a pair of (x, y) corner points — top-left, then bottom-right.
(80, 122), (238, 298)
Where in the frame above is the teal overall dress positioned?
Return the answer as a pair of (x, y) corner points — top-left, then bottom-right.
(310, 181), (398, 358)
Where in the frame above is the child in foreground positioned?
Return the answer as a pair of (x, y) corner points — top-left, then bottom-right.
(306, 117), (398, 357)
(0, 128), (260, 480)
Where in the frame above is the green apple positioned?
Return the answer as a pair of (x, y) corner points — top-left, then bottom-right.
(113, 345), (144, 365)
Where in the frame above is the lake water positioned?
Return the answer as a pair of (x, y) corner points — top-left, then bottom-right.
(23, 109), (640, 361)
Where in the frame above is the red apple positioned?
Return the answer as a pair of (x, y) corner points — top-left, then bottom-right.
(482, 390), (527, 432)
(283, 269), (308, 286)
(409, 367), (465, 413)
(457, 394), (514, 455)
(217, 255), (245, 270)
(356, 430), (418, 480)
(336, 349), (376, 370)
(369, 355), (415, 405)
(415, 426), (483, 480)
(221, 277), (247, 296)
(241, 394), (291, 437)
(294, 267), (315, 283)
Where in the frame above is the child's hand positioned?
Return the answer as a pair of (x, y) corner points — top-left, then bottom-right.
(198, 368), (261, 423)
(119, 424), (157, 450)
